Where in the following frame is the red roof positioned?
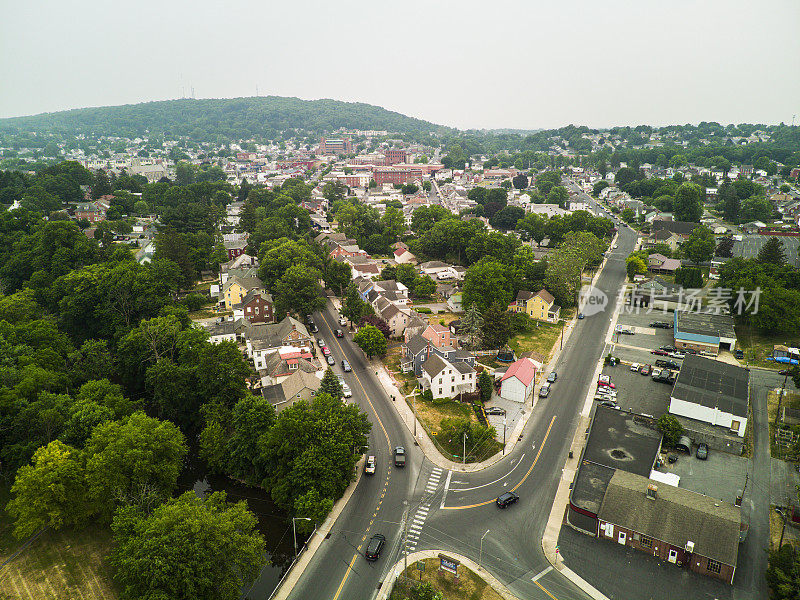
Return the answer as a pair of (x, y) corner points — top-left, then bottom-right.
(499, 359), (537, 386)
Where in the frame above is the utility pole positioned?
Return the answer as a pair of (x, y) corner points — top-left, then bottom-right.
(776, 372), (789, 430)
(413, 392), (417, 438)
(402, 501), (409, 576)
(502, 417), (507, 455)
(463, 432), (467, 465)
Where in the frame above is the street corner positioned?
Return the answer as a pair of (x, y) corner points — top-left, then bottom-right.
(579, 285), (609, 317)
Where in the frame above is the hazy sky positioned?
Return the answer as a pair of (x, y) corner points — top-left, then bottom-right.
(2, 0), (799, 130)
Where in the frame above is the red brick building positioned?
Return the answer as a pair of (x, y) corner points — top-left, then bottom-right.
(320, 137), (353, 155)
(225, 240), (248, 261)
(384, 149), (408, 165)
(74, 202), (106, 223)
(234, 289), (275, 324)
(373, 163), (444, 185)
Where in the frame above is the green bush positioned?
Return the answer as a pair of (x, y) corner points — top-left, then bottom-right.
(417, 307), (432, 314)
(183, 293), (208, 311)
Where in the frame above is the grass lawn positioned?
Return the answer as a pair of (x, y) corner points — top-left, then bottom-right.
(390, 558), (505, 600)
(736, 324), (800, 369)
(428, 312), (461, 326)
(0, 488), (117, 600)
(508, 320), (563, 360)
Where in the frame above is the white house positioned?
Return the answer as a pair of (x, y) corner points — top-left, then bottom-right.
(420, 354), (476, 399)
(499, 358), (537, 403)
(668, 355), (749, 437)
(205, 321), (236, 344)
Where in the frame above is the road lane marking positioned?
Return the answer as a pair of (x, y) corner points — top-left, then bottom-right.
(534, 580), (559, 600)
(532, 566), (553, 582)
(449, 453), (527, 492)
(442, 416), (556, 510)
(331, 553), (359, 600)
(440, 470), (452, 509)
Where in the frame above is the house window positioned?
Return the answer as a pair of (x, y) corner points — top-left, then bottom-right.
(730, 420), (740, 432)
(255, 307), (259, 315)
(640, 536), (653, 548)
(289, 362), (298, 370)
(462, 375), (465, 381)
(438, 388), (442, 396)
(706, 559), (721, 574)
(451, 386), (455, 393)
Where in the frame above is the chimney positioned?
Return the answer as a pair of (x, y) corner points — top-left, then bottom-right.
(646, 483), (658, 500)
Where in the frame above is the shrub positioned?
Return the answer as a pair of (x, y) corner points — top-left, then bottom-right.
(183, 293), (207, 311)
(417, 307), (432, 314)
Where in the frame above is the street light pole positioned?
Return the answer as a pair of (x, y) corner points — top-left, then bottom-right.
(502, 418), (507, 455)
(292, 517), (312, 559)
(413, 392), (417, 438)
(463, 432), (467, 465)
(776, 508), (787, 549)
(480, 529), (490, 571)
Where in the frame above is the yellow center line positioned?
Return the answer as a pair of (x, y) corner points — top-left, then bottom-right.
(534, 580), (559, 599)
(320, 309), (393, 598)
(441, 415), (557, 510)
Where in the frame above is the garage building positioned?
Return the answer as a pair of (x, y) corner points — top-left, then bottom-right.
(498, 358), (537, 403)
(673, 311), (736, 355)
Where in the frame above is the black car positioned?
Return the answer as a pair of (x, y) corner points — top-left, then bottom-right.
(655, 359), (680, 370)
(779, 369), (793, 376)
(650, 322), (672, 329)
(734, 349), (744, 359)
(496, 491), (519, 508)
(335, 329), (344, 338)
(394, 446), (406, 467)
(364, 533), (386, 561)
(660, 345), (676, 352)
(696, 443), (708, 460)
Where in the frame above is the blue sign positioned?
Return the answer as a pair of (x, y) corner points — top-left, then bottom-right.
(438, 554), (459, 576)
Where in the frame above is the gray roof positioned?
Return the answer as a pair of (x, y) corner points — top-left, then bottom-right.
(422, 353), (448, 378)
(261, 383), (286, 406)
(671, 354), (749, 418)
(598, 470), (741, 566)
(570, 407), (662, 516)
(206, 321), (235, 337)
(234, 288), (274, 308)
(281, 369), (321, 400)
(247, 316), (310, 348)
(380, 303), (402, 322)
(452, 361), (475, 375)
(224, 274), (263, 293)
(675, 311), (736, 340)
(651, 220), (702, 236)
(405, 334), (430, 357)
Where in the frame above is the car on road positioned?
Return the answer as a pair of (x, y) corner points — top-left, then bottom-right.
(650, 321), (672, 329)
(335, 329), (344, 338)
(547, 372), (557, 383)
(779, 369), (793, 376)
(651, 349), (669, 356)
(342, 383), (352, 397)
(342, 359), (351, 372)
(485, 407), (506, 415)
(326, 355), (335, 366)
(696, 443), (708, 460)
(629, 362), (640, 372)
(322, 346), (331, 356)
(639, 364), (652, 375)
(339, 316), (348, 326)
(317, 338), (326, 347)
(539, 383), (551, 398)
(577, 313), (585, 319)
(394, 446), (406, 467)
(364, 533), (386, 561)
(365, 456), (376, 475)
(612, 244), (619, 249)
(308, 321), (318, 333)
(496, 491), (519, 508)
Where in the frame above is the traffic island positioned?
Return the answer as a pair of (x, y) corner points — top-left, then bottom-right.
(382, 553), (517, 600)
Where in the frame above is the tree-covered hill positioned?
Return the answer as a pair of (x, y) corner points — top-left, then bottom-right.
(0, 96), (451, 141)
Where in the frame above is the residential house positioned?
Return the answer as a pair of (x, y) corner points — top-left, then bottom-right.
(403, 313), (429, 343)
(343, 255), (381, 279)
(220, 252), (258, 273)
(597, 470), (740, 584)
(393, 246), (417, 264)
(419, 261), (452, 278)
(651, 219), (700, 240)
(422, 323), (451, 349)
(233, 289), (275, 324)
(499, 358), (537, 403)
(447, 292), (463, 313)
(244, 316), (313, 363)
(376, 300), (410, 337)
(224, 239), (248, 261)
(261, 368), (322, 413)
(647, 253), (682, 275)
(420, 353), (476, 399)
(740, 221), (766, 234)
(74, 201), (106, 223)
(205, 320), (236, 344)
(222, 275), (264, 310)
(509, 289), (561, 323)
(256, 346), (317, 381)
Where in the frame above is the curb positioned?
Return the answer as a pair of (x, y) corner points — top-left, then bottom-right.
(376, 549), (520, 600)
(270, 456), (365, 600)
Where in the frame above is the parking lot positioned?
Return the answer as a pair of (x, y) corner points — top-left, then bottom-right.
(596, 363), (673, 418)
(659, 444), (749, 505)
(484, 392), (526, 443)
(734, 234), (800, 267)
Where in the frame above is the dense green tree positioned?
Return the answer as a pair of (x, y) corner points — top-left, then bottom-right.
(258, 238), (321, 289)
(6, 440), (89, 539)
(154, 227), (196, 289)
(547, 185), (569, 207)
(354, 324), (387, 357)
(274, 265), (326, 319)
(674, 266), (703, 289)
(413, 274), (437, 299)
(719, 181), (740, 223)
(657, 414), (684, 446)
(85, 412), (187, 520)
(463, 259), (513, 313)
(614, 167), (640, 188)
(757, 236), (787, 266)
(478, 370), (493, 404)
(512, 173), (529, 190)
(672, 182), (703, 222)
(765, 543), (800, 600)
(111, 491), (265, 600)
(535, 171), (561, 196)
(342, 282), (372, 324)
(626, 255), (647, 280)
(681, 225), (715, 264)
(319, 368), (344, 401)
(460, 304), (483, 350)
(91, 169), (113, 199)
(621, 207), (635, 223)
(740, 196), (773, 223)
(592, 180), (610, 197)
(482, 303), (512, 349)
(489, 206), (525, 230)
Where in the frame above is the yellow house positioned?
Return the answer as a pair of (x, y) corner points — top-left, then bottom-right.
(509, 289), (561, 323)
(223, 275), (263, 310)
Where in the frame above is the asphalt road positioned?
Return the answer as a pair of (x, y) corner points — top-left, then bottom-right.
(288, 187), (638, 600)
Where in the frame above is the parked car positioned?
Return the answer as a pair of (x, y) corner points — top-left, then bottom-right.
(342, 359), (352, 372)
(779, 369), (792, 376)
(682, 348), (697, 354)
(308, 322), (319, 333)
(651, 349), (669, 356)
(335, 329), (344, 338)
(597, 380), (616, 389)
(734, 348), (744, 359)
(599, 400), (619, 408)
(629, 362), (640, 372)
(496, 491), (519, 508)
(485, 407), (506, 415)
(660, 345), (676, 352)
(539, 383), (551, 398)
(598, 375), (611, 385)
(339, 316), (348, 326)
(650, 322), (672, 329)
(615, 325), (635, 335)
(547, 372), (557, 383)
(577, 313), (585, 319)
(326, 355), (335, 366)
(342, 383), (352, 398)
(317, 338), (326, 347)
(394, 446), (406, 467)
(639, 364), (652, 375)
(322, 346), (331, 356)
(696, 443), (708, 460)
(364, 533), (386, 561)
(669, 352), (686, 360)
(365, 455), (376, 475)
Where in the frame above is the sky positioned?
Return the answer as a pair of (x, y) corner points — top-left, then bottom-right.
(2, 0), (799, 130)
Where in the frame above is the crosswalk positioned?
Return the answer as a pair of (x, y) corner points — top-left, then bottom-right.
(405, 466), (443, 552)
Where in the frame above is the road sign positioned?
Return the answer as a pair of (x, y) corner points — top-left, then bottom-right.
(417, 562), (425, 572)
(438, 553), (459, 576)
(555, 546), (560, 554)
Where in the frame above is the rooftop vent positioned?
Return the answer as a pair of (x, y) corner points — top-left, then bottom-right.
(646, 483), (658, 500)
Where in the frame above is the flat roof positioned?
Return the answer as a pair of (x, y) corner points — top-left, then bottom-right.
(675, 311), (736, 340)
(671, 354), (749, 418)
(570, 406), (663, 516)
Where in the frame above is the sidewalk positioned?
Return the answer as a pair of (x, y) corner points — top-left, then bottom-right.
(376, 549), (520, 600)
(271, 456), (365, 600)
